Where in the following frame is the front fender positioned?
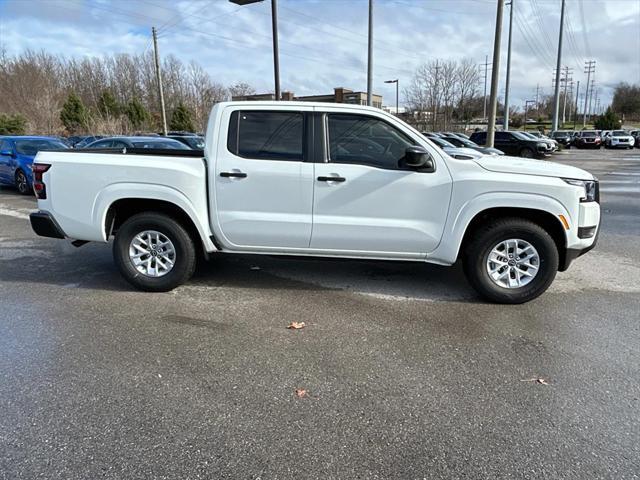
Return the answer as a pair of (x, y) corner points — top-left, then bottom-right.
(92, 183), (215, 251)
(428, 192), (571, 265)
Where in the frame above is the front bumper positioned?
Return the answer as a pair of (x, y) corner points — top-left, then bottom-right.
(559, 199), (600, 271)
(30, 211), (66, 239)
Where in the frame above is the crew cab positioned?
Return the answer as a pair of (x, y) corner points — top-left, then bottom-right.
(29, 102), (600, 304)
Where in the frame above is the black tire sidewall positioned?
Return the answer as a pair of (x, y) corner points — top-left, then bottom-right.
(15, 170), (29, 195)
(520, 148), (534, 158)
(113, 213), (196, 292)
(465, 221), (559, 304)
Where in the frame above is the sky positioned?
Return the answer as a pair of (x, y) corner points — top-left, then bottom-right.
(1, 0), (639, 112)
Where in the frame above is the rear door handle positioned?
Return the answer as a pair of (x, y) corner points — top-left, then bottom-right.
(220, 171), (247, 178)
(317, 176), (346, 183)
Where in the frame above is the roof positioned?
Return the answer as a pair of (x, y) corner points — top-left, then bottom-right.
(0, 135), (64, 140)
(217, 100), (386, 113)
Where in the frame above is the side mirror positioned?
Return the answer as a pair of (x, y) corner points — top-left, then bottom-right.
(0, 150), (14, 157)
(405, 146), (435, 172)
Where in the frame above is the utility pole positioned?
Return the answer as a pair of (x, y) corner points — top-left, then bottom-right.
(589, 78), (596, 118)
(561, 68), (573, 125)
(486, 0), (504, 148)
(503, 0), (514, 130)
(366, 0), (373, 106)
(152, 26), (167, 136)
(482, 55), (490, 121)
(524, 100), (536, 130)
(573, 80), (580, 130)
(551, 0), (565, 132)
(583, 60), (595, 126)
(535, 84), (540, 110)
(433, 60), (440, 131)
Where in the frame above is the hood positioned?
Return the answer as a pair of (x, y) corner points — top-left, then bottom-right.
(443, 147), (483, 159)
(472, 154), (594, 180)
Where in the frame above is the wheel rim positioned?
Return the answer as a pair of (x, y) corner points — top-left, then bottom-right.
(129, 230), (176, 278)
(521, 149), (533, 158)
(486, 238), (540, 289)
(16, 172), (28, 193)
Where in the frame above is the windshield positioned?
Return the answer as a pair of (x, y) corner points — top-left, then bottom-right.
(512, 132), (532, 140)
(430, 137), (455, 148)
(581, 131), (597, 137)
(181, 137), (205, 149)
(132, 140), (190, 149)
(15, 139), (68, 155)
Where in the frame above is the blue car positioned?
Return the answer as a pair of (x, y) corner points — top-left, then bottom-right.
(0, 136), (68, 195)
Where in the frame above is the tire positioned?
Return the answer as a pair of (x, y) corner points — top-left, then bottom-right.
(463, 218), (559, 304)
(113, 212), (196, 292)
(520, 148), (535, 158)
(15, 169), (30, 195)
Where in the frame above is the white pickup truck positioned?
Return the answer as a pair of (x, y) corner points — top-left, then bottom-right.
(29, 101), (600, 303)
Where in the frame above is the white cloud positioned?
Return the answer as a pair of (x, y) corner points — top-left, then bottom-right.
(1, 0), (639, 109)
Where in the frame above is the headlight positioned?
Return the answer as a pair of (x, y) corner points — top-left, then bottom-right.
(563, 178), (598, 202)
(537, 142), (546, 148)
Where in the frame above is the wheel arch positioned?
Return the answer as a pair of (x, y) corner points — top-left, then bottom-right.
(104, 198), (210, 256)
(457, 207), (567, 268)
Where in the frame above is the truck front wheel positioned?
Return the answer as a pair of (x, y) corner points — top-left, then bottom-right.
(113, 212), (196, 292)
(463, 218), (559, 304)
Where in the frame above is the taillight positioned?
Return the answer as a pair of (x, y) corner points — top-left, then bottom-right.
(32, 163), (51, 199)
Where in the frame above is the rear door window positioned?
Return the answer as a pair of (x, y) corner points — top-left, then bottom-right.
(228, 111), (304, 161)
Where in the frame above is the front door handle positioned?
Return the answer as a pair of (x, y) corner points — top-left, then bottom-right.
(220, 171), (247, 178)
(317, 176), (346, 183)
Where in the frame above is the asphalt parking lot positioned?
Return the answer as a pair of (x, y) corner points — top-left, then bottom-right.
(1, 148), (639, 479)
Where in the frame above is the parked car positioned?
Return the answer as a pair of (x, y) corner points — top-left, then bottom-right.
(0, 136), (68, 194)
(74, 136), (105, 149)
(440, 133), (505, 156)
(630, 130), (640, 148)
(422, 135), (483, 159)
(604, 130), (635, 149)
(30, 101), (601, 304)
(575, 130), (602, 149)
(522, 131), (558, 151)
(66, 136), (88, 147)
(168, 135), (205, 150)
(600, 130), (612, 142)
(550, 130), (573, 148)
(83, 136), (190, 150)
(469, 131), (553, 158)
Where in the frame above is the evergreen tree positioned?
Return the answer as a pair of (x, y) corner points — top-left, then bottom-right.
(593, 107), (621, 131)
(169, 102), (195, 132)
(0, 113), (27, 135)
(125, 98), (150, 129)
(60, 92), (89, 133)
(97, 90), (121, 119)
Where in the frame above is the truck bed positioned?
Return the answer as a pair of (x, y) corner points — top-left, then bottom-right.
(33, 150), (214, 249)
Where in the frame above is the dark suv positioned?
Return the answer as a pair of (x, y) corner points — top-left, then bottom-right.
(469, 131), (552, 158)
(550, 130), (573, 147)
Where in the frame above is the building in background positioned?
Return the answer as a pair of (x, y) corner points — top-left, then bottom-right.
(232, 87), (383, 108)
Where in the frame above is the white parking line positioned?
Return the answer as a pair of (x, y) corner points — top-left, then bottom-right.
(0, 206), (31, 220)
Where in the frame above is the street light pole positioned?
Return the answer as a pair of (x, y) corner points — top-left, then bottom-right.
(385, 79), (399, 115)
(229, 0), (280, 99)
(271, 0), (280, 100)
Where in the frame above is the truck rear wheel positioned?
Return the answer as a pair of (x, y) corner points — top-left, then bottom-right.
(463, 218), (559, 304)
(113, 212), (196, 292)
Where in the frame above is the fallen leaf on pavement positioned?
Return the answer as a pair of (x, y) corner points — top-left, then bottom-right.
(521, 378), (550, 385)
(287, 322), (306, 330)
(295, 388), (308, 398)
(249, 266), (261, 271)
